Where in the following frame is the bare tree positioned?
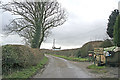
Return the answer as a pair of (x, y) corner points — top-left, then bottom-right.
(2, 0), (67, 48)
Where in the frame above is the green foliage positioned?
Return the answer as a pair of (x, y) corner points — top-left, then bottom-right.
(3, 56), (48, 78)
(2, 45), (44, 75)
(45, 48), (80, 57)
(81, 43), (94, 57)
(75, 50), (81, 58)
(107, 51), (120, 65)
(100, 39), (114, 48)
(80, 41), (103, 57)
(87, 65), (107, 74)
(107, 9), (119, 38)
(87, 64), (105, 69)
(113, 15), (120, 47)
(41, 41), (102, 58)
(52, 54), (89, 62)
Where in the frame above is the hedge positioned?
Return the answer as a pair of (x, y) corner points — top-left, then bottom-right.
(2, 45), (44, 75)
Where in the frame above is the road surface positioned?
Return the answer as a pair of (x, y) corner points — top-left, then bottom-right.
(33, 54), (94, 78)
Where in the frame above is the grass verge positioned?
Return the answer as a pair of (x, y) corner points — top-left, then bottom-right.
(50, 54), (89, 62)
(3, 56), (48, 78)
(87, 64), (105, 69)
(87, 64), (107, 74)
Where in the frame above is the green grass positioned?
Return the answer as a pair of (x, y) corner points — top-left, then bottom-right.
(3, 56), (48, 78)
(87, 64), (106, 69)
(87, 64), (107, 74)
(51, 54), (89, 62)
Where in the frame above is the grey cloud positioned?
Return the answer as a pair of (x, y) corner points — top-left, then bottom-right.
(44, 20), (107, 48)
(1, 0), (118, 49)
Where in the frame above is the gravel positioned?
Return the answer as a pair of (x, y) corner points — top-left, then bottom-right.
(72, 61), (119, 78)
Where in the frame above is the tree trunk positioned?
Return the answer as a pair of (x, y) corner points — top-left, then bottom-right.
(31, 25), (41, 48)
(38, 31), (44, 48)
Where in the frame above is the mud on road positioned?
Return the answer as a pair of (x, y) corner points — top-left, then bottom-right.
(33, 54), (118, 78)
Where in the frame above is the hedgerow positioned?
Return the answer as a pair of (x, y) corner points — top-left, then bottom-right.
(2, 45), (44, 75)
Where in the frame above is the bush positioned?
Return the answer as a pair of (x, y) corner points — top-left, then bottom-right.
(80, 41), (102, 58)
(113, 15), (120, 47)
(81, 43), (94, 57)
(107, 51), (120, 66)
(100, 39), (114, 48)
(75, 50), (81, 58)
(3, 56), (48, 78)
(2, 45), (44, 75)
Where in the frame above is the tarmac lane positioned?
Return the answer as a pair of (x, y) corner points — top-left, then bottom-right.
(33, 54), (93, 78)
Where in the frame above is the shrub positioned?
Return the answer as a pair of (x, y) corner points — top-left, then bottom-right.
(113, 15), (120, 47)
(75, 50), (81, 58)
(81, 43), (94, 57)
(2, 45), (44, 75)
(100, 39), (114, 48)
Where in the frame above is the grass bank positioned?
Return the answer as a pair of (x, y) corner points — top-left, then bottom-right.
(87, 64), (107, 74)
(3, 56), (48, 78)
(50, 54), (89, 62)
(87, 64), (105, 69)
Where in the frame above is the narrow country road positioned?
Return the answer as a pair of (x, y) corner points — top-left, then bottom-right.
(33, 54), (94, 78)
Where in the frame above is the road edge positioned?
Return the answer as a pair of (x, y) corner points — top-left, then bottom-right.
(31, 55), (49, 78)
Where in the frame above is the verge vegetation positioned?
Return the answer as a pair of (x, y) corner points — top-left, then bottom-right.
(4, 56), (48, 78)
(87, 64), (105, 69)
(87, 64), (108, 74)
(40, 41), (103, 58)
(50, 54), (89, 62)
(2, 45), (48, 78)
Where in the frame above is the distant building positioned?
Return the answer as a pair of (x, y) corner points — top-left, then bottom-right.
(52, 39), (61, 50)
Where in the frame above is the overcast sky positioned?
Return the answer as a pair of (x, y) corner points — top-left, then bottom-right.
(0, 0), (120, 49)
